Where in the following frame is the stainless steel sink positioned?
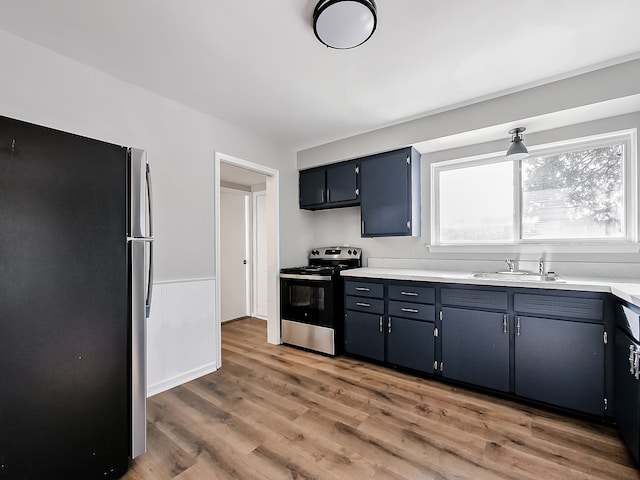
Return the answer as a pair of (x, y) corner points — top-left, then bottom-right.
(471, 271), (563, 282)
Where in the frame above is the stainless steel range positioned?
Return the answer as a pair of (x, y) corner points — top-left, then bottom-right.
(280, 246), (362, 355)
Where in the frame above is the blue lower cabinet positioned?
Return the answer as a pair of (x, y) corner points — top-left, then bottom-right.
(514, 315), (605, 415)
(615, 304), (640, 464)
(387, 317), (435, 373)
(441, 307), (510, 392)
(344, 310), (385, 362)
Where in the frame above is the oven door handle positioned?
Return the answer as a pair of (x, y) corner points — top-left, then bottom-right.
(280, 273), (333, 281)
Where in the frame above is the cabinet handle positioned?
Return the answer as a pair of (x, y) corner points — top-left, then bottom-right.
(379, 316), (383, 333)
(356, 287), (370, 292)
(361, 221), (365, 235)
(635, 349), (640, 380)
(327, 189), (331, 202)
(388, 317), (392, 334)
(516, 316), (521, 336)
(321, 190), (325, 203)
(401, 308), (419, 313)
(502, 314), (508, 334)
(630, 345), (636, 375)
(356, 302), (371, 308)
(400, 291), (418, 296)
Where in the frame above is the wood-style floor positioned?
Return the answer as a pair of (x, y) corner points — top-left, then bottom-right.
(123, 317), (640, 480)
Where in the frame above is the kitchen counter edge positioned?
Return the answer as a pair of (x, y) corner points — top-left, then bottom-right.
(341, 267), (640, 307)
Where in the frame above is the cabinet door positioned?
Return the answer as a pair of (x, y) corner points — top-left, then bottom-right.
(326, 161), (358, 204)
(344, 310), (384, 361)
(299, 168), (325, 208)
(441, 307), (510, 392)
(387, 317), (435, 373)
(515, 316), (604, 415)
(360, 149), (411, 237)
(614, 328), (640, 464)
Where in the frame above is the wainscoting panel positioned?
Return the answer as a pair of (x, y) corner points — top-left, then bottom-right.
(146, 278), (217, 397)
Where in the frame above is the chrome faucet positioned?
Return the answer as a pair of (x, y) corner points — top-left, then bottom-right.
(505, 258), (515, 272)
(539, 257), (545, 275)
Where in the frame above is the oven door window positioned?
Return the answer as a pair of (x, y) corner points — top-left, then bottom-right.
(281, 278), (334, 328)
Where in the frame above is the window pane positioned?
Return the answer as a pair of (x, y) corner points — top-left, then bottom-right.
(439, 162), (514, 243)
(521, 144), (624, 239)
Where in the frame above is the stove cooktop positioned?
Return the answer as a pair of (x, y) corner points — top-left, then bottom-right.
(280, 246), (362, 276)
(280, 265), (337, 275)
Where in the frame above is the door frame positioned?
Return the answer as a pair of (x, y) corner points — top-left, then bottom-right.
(252, 190), (268, 319)
(214, 152), (280, 368)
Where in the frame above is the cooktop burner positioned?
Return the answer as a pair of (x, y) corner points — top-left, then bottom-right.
(280, 265), (336, 275)
(280, 246), (362, 276)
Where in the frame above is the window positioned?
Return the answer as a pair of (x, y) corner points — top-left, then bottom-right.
(432, 131), (635, 245)
(438, 161), (514, 243)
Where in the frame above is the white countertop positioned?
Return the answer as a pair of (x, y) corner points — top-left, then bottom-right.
(341, 267), (640, 307)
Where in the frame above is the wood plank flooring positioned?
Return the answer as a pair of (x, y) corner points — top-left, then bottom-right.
(123, 317), (640, 479)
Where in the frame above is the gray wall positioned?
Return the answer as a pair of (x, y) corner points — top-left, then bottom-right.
(301, 60), (640, 277)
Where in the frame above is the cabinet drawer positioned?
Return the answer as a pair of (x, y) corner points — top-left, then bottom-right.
(441, 288), (507, 311)
(388, 284), (435, 304)
(514, 294), (602, 321)
(388, 301), (435, 322)
(346, 295), (384, 314)
(344, 280), (384, 299)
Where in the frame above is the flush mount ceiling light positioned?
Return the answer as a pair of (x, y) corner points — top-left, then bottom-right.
(506, 127), (530, 161)
(313, 0), (377, 49)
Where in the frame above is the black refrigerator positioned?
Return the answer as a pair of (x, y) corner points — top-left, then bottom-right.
(0, 115), (153, 479)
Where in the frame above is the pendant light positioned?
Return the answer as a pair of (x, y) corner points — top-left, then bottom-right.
(506, 127), (529, 161)
(313, 0), (377, 49)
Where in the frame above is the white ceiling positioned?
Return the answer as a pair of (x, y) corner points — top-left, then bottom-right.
(1, 0), (640, 152)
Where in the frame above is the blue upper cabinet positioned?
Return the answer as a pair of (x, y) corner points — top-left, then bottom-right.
(360, 147), (421, 237)
(299, 160), (359, 210)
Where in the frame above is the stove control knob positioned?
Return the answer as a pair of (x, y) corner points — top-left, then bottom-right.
(348, 249), (352, 255)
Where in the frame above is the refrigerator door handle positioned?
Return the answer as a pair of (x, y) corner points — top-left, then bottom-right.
(145, 161), (154, 318)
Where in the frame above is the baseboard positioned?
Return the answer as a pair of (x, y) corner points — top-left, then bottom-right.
(147, 362), (218, 397)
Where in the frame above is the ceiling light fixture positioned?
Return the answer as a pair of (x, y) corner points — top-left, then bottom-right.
(506, 127), (530, 161)
(313, 0), (377, 49)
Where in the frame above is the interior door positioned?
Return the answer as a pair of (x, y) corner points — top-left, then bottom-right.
(220, 189), (249, 321)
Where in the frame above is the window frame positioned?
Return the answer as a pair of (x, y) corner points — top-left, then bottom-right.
(430, 129), (638, 249)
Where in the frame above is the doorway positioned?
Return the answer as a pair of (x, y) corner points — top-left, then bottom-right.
(214, 152), (280, 368)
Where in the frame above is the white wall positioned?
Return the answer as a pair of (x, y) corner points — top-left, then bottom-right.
(0, 29), (313, 394)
